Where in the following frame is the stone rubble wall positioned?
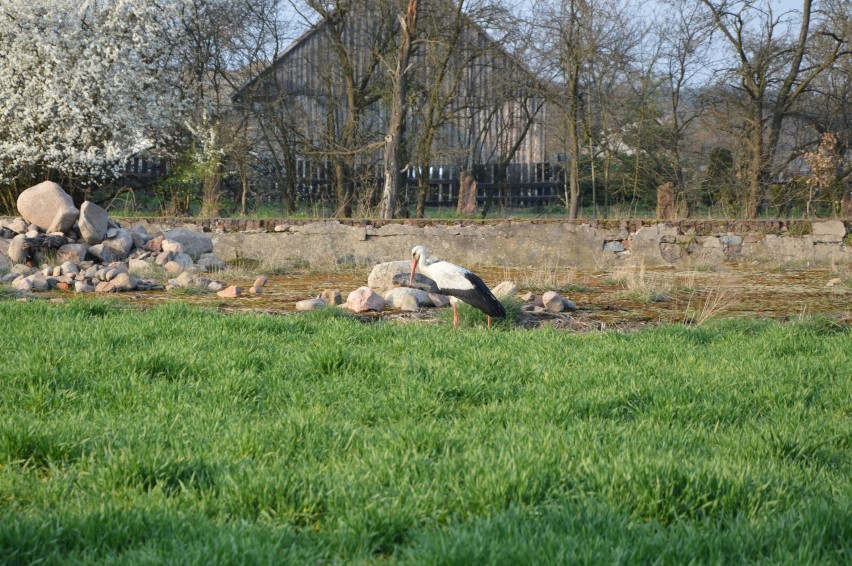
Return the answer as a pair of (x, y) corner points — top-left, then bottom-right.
(109, 218), (852, 269)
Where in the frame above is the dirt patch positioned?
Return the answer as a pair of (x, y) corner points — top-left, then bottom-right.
(89, 260), (852, 331)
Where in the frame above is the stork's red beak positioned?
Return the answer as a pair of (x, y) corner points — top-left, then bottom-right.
(409, 258), (418, 285)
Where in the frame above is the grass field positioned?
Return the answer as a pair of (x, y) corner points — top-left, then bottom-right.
(1, 299), (850, 564)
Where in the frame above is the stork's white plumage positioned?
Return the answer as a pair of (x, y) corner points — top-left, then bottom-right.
(410, 245), (505, 330)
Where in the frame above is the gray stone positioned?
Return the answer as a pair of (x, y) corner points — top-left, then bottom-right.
(208, 281), (224, 291)
(88, 244), (117, 263)
(78, 201), (110, 244)
(102, 229), (134, 258)
(812, 221), (846, 243)
(110, 272), (137, 292)
(17, 181), (78, 233)
(74, 281), (95, 293)
(660, 243), (681, 263)
(296, 298), (326, 311)
(175, 271), (196, 287)
(128, 258), (152, 273)
(346, 286), (385, 312)
(172, 253), (194, 269)
(59, 261), (79, 276)
(491, 281), (517, 299)
(163, 228), (213, 259)
(7, 234), (29, 264)
(719, 234), (743, 246)
(384, 287), (431, 311)
(541, 291), (564, 312)
(27, 273), (50, 292)
(604, 240), (625, 252)
(48, 207), (79, 234)
(368, 260), (413, 294)
(562, 298), (578, 311)
(104, 263), (129, 281)
(6, 217), (28, 234)
(428, 293), (450, 307)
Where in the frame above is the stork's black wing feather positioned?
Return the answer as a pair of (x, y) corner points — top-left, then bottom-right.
(442, 271), (506, 318)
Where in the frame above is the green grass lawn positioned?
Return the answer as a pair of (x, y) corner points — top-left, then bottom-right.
(1, 299), (850, 564)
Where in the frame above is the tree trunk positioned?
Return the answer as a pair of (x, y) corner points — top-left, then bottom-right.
(201, 154), (221, 218)
(380, 0), (418, 220)
(745, 103), (765, 219)
(566, 56), (582, 218)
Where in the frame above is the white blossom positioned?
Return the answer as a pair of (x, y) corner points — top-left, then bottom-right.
(0, 0), (188, 186)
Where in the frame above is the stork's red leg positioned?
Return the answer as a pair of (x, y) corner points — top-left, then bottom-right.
(452, 303), (459, 332)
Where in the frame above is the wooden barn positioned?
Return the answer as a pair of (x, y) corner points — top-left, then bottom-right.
(233, 0), (553, 214)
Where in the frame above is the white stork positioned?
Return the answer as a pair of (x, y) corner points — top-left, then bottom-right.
(409, 245), (506, 330)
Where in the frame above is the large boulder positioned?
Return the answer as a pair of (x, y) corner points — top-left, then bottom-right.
(367, 260), (411, 294)
(78, 201), (110, 244)
(163, 228), (213, 259)
(17, 181), (79, 233)
(346, 286), (385, 312)
(102, 229), (134, 258)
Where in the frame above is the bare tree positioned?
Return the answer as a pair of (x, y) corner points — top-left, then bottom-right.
(699, 0), (849, 218)
(532, 0), (642, 218)
(655, 0), (715, 211)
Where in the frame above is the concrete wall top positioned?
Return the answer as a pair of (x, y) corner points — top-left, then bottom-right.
(117, 217), (852, 269)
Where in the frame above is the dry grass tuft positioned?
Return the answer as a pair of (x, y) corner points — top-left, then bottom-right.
(610, 262), (673, 302)
(681, 286), (736, 326)
(501, 264), (585, 293)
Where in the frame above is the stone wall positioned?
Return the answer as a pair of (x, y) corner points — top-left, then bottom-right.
(114, 218), (852, 269)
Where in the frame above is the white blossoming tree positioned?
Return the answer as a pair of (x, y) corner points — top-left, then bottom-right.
(0, 0), (186, 206)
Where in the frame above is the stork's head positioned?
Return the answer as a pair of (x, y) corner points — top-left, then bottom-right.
(410, 245), (428, 284)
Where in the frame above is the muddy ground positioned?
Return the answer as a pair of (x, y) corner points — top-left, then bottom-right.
(114, 260), (852, 331)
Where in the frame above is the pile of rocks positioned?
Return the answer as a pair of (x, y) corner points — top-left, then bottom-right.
(295, 260), (579, 317)
(0, 181), (228, 294)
